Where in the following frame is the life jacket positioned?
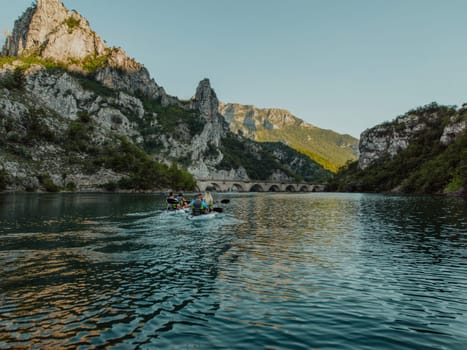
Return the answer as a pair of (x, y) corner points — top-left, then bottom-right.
(191, 199), (205, 216)
(177, 196), (186, 207)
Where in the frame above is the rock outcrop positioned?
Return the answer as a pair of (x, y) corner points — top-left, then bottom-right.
(152, 78), (240, 179)
(2, 0), (106, 60)
(2, 0), (168, 102)
(358, 104), (466, 170)
(220, 103), (310, 138)
(440, 114), (467, 145)
(191, 79), (224, 123)
(358, 114), (428, 169)
(330, 103), (466, 195)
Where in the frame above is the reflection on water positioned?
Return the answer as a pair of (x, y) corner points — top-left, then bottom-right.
(0, 193), (466, 349)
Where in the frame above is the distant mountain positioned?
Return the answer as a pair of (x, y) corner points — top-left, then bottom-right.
(219, 103), (358, 172)
(329, 102), (467, 195)
(0, 0), (328, 192)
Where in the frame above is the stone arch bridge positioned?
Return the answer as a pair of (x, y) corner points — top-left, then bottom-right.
(196, 179), (325, 193)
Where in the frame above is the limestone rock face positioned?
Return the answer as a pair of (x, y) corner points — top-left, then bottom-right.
(2, 0), (107, 60)
(0, 88), (29, 119)
(190, 78), (229, 144)
(190, 79), (224, 123)
(219, 103), (303, 138)
(23, 64), (93, 119)
(40, 17), (107, 61)
(440, 116), (467, 145)
(95, 63), (168, 103)
(358, 114), (430, 169)
(1, 6), (36, 57)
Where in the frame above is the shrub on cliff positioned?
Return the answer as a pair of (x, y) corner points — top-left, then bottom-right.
(99, 136), (196, 191)
(0, 67), (25, 90)
(37, 174), (60, 192)
(0, 169), (10, 191)
(140, 97), (204, 140)
(217, 134), (300, 181)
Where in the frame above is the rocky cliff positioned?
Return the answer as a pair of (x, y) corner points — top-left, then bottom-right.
(330, 102), (467, 195)
(219, 103), (358, 172)
(0, 0), (328, 192)
(359, 103), (466, 169)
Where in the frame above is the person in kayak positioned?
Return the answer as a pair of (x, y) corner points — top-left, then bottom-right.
(190, 193), (209, 216)
(177, 193), (189, 208)
(166, 192), (179, 210)
(203, 191), (215, 212)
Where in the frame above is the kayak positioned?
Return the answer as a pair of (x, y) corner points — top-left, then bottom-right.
(166, 208), (190, 215)
(187, 212), (217, 221)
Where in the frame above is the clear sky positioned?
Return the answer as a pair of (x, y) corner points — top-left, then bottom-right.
(1, 0), (467, 137)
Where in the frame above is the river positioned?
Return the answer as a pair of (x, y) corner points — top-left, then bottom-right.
(0, 192), (466, 349)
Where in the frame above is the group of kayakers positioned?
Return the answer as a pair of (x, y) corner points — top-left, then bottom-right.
(166, 191), (215, 216)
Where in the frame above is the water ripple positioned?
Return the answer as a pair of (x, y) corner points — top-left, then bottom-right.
(0, 193), (466, 349)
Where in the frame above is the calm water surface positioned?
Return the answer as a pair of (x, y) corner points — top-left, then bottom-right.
(0, 193), (466, 349)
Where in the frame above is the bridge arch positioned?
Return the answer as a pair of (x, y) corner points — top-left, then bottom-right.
(299, 185), (309, 192)
(268, 184), (281, 192)
(207, 183), (222, 192)
(230, 183), (244, 192)
(249, 184), (264, 192)
(285, 185), (296, 192)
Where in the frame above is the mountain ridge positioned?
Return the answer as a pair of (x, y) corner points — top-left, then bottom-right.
(219, 102), (358, 172)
